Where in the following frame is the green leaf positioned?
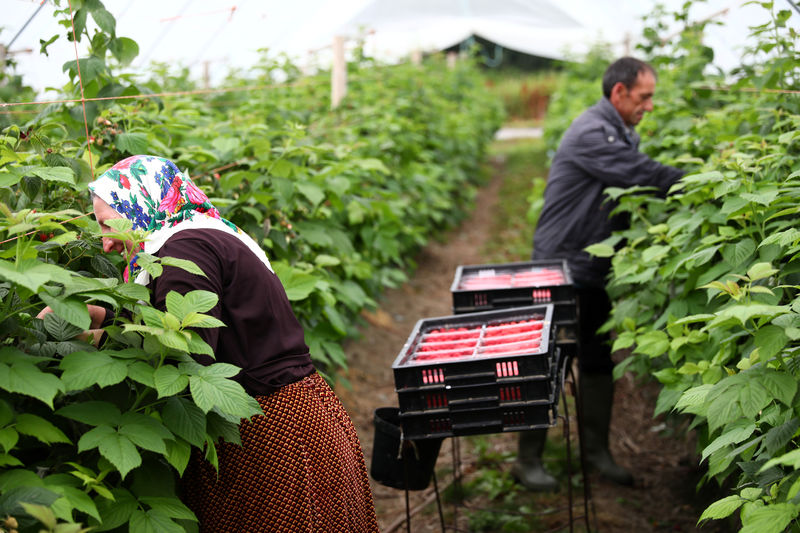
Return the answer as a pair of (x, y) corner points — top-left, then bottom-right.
(114, 132), (149, 155)
(183, 290), (218, 314)
(19, 502), (59, 530)
(699, 495), (744, 522)
(91, 488), (137, 531)
(165, 292), (187, 321)
(109, 36), (139, 65)
(296, 182), (325, 207)
(42, 311), (85, 341)
(129, 508), (185, 533)
(118, 413), (171, 454)
(127, 361), (156, 387)
(161, 397), (206, 447)
(721, 239), (756, 267)
(633, 330), (670, 358)
(764, 418), (800, 455)
(96, 431), (141, 479)
(157, 330), (189, 352)
(48, 485), (101, 522)
(15, 414), (70, 445)
(738, 380), (771, 418)
(160, 256), (207, 277)
(30, 166), (76, 185)
(138, 306), (164, 328)
(114, 282), (150, 301)
(0, 259), (71, 292)
(164, 438), (192, 475)
(740, 503), (798, 533)
(585, 243), (614, 257)
(59, 351), (128, 390)
(707, 389), (743, 433)
(753, 325), (788, 361)
(139, 496), (197, 520)
(153, 365), (189, 398)
(0, 427), (18, 453)
(759, 370), (797, 406)
(90, 8), (116, 34)
(747, 262), (778, 281)
(180, 312), (225, 329)
(294, 220), (333, 247)
(712, 303), (789, 327)
(185, 331), (215, 357)
(272, 262), (317, 301)
(0, 360), (63, 408)
(741, 188), (780, 207)
(701, 419), (756, 462)
(56, 401), (121, 426)
(762, 448), (800, 471)
(189, 373), (260, 418)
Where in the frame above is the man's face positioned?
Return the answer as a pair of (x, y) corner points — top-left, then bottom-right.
(611, 70), (655, 127)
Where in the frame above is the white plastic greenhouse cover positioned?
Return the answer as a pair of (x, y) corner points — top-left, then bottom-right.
(4, 0), (799, 93)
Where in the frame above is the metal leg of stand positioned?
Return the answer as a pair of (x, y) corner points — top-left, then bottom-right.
(570, 362), (594, 532)
(452, 436), (458, 529)
(432, 468), (446, 532)
(403, 452), (412, 533)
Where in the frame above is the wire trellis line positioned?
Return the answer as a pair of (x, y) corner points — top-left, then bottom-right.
(0, 78), (323, 109)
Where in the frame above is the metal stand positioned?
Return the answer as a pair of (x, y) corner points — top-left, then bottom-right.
(397, 352), (596, 532)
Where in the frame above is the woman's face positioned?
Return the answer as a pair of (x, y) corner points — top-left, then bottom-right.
(93, 196), (136, 255)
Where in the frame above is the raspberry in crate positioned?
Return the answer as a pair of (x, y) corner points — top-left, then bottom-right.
(391, 306), (563, 439)
(450, 260), (577, 340)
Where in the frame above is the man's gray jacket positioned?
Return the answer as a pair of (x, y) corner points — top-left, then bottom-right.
(532, 97), (683, 288)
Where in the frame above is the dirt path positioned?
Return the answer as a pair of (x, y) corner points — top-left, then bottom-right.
(334, 150), (731, 532)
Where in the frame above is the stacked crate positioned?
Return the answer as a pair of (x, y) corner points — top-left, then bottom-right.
(449, 259), (577, 359)
(392, 305), (564, 440)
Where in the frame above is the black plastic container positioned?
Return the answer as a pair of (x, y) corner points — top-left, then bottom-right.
(370, 407), (443, 490)
(391, 306), (562, 440)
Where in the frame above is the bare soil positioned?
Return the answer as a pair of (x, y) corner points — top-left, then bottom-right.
(334, 153), (732, 533)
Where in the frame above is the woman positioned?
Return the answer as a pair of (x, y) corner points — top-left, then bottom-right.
(87, 155), (378, 531)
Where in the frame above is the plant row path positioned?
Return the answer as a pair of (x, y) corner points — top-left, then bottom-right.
(334, 140), (733, 532)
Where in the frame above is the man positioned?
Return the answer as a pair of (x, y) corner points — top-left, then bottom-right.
(513, 57), (684, 490)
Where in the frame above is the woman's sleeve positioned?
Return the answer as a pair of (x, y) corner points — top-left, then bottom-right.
(150, 236), (224, 364)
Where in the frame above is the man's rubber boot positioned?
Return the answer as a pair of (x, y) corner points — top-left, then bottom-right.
(511, 429), (559, 491)
(578, 372), (634, 486)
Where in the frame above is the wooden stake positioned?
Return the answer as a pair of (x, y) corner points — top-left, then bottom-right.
(411, 49), (422, 66)
(447, 51), (457, 69)
(331, 35), (347, 109)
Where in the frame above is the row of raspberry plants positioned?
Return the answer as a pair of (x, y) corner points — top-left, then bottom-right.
(0, 1), (504, 531)
(545, 1), (800, 531)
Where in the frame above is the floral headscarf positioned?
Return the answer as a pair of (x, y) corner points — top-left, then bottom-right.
(89, 155), (272, 283)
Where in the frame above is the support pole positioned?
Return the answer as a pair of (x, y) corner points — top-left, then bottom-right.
(331, 35), (346, 109)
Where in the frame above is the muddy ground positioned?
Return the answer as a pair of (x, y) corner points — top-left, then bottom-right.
(334, 148), (732, 533)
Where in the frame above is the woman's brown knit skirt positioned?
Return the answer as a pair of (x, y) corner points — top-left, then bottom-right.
(181, 372), (379, 532)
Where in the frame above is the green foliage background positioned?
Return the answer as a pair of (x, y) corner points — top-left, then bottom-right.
(541, 1), (800, 530)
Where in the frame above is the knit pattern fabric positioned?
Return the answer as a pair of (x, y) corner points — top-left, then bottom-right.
(181, 372), (378, 532)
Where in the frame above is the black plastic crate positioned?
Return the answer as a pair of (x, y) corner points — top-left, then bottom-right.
(397, 372), (556, 413)
(398, 347), (567, 440)
(450, 260), (576, 322)
(399, 398), (556, 439)
(392, 306), (556, 392)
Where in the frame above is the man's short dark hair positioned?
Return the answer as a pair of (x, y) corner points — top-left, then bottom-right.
(602, 57), (656, 98)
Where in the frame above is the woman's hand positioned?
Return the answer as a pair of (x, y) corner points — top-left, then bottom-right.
(37, 304), (108, 328)
(36, 304), (110, 347)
